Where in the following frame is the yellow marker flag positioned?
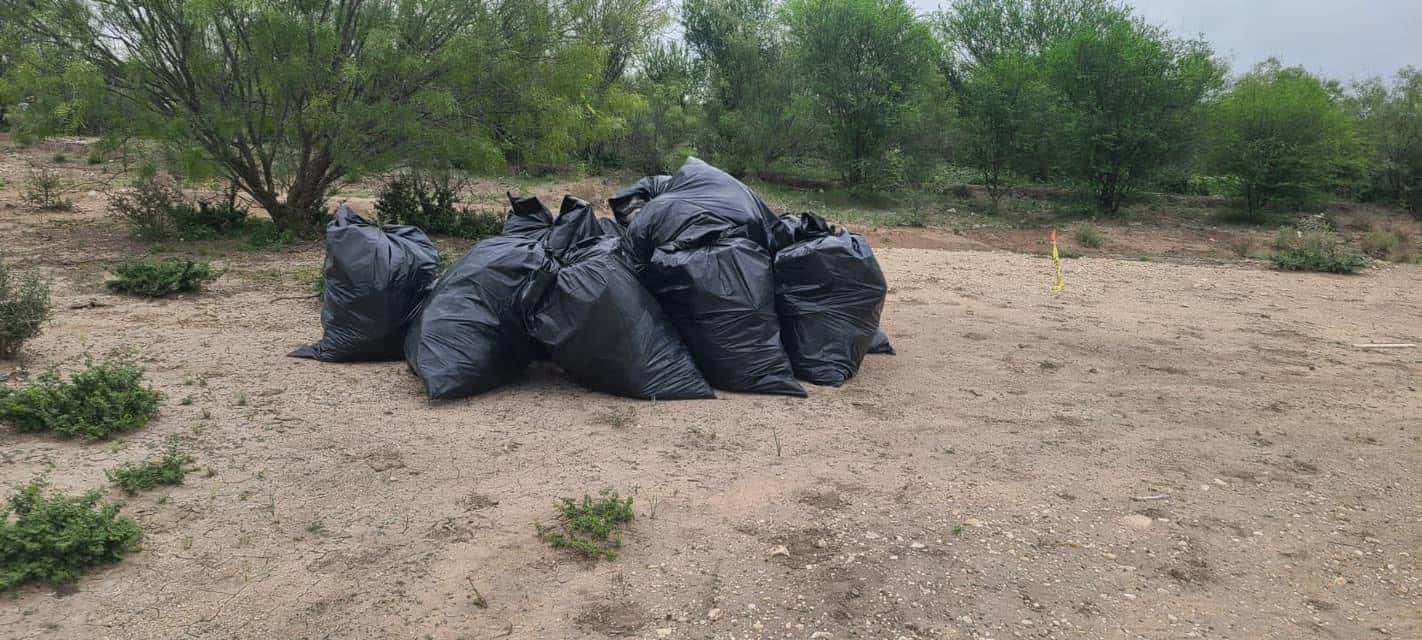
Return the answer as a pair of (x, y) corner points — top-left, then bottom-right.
(1050, 229), (1065, 294)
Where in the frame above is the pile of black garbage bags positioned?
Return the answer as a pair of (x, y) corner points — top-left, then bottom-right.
(292, 158), (893, 401)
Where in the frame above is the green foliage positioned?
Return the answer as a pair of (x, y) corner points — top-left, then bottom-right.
(0, 358), (162, 440)
(109, 179), (178, 240)
(1073, 221), (1104, 248)
(603, 42), (703, 173)
(684, 0), (819, 176)
(1206, 60), (1356, 218)
(1359, 229), (1413, 262)
(20, 166), (72, 210)
(0, 480), (141, 591)
(957, 53), (1064, 202)
(0, 9), (134, 143)
(536, 489), (634, 560)
(0, 256), (52, 359)
(107, 443), (189, 495)
(1270, 227), (1368, 273)
(110, 177), (250, 241)
(783, 0), (941, 187)
(1043, 11), (1225, 214)
(106, 258), (217, 297)
(238, 220), (299, 251)
(374, 174), (503, 240)
(934, 0), (1121, 82)
(1350, 68), (1422, 216)
(15, 0), (655, 231)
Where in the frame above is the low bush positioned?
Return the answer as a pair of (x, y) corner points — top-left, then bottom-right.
(1270, 227), (1369, 273)
(535, 489), (634, 561)
(110, 178), (250, 241)
(238, 219), (298, 250)
(0, 257), (52, 359)
(1359, 229), (1413, 262)
(110, 177), (184, 239)
(375, 174), (504, 240)
(0, 480), (142, 591)
(107, 443), (189, 494)
(1073, 222), (1104, 249)
(0, 358), (162, 440)
(106, 258), (217, 297)
(21, 167), (72, 211)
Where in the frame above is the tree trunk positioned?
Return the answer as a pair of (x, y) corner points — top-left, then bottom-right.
(1099, 172), (1121, 215)
(232, 151), (336, 236)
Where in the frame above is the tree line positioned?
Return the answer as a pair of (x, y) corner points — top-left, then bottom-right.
(1, 0), (1419, 231)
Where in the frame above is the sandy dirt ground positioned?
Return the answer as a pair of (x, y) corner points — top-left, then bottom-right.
(1, 146), (1420, 640)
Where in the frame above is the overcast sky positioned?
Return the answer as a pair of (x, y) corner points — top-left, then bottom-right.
(913, 0), (1422, 81)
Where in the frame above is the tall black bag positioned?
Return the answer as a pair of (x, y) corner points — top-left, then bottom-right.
(290, 205), (439, 362)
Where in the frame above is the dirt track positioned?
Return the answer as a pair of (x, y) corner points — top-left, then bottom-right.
(2, 162), (1422, 639)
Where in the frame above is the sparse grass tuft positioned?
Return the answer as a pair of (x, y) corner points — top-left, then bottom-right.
(107, 443), (189, 495)
(106, 258), (217, 297)
(0, 357), (162, 440)
(1227, 236), (1254, 258)
(1073, 222), (1104, 249)
(0, 256), (52, 359)
(1270, 227), (1368, 273)
(1359, 229), (1413, 263)
(21, 167), (73, 211)
(536, 489), (634, 561)
(0, 480), (141, 591)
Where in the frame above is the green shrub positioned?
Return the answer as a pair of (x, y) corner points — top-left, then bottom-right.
(375, 174), (504, 240)
(106, 258), (217, 297)
(0, 257), (52, 359)
(1073, 222), (1105, 249)
(1359, 229), (1413, 262)
(110, 178), (250, 241)
(1270, 227), (1369, 273)
(535, 489), (634, 561)
(0, 480), (141, 591)
(107, 443), (189, 495)
(52, 153), (68, 164)
(1205, 62), (1355, 218)
(183, 199), (250, 237)
(0, 358), (162, 440)
(110, 178), (187, 239)
(238, 219), (298, 250)
(21, 167), (73, 211)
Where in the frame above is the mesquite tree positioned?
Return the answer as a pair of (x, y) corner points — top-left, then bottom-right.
(12, 0), (487, 232)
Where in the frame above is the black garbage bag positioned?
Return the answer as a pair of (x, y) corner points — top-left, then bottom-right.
(613, 158), (781, 263)
(608, 174), (673, 223)
(645, 227), (805, 397)
(519, 235), (714, 400)
(503, 194), (554, 238)
(403, 234), (550, 399)
(506, 194), (623, 250)
(868, 329), (896, 355)
(773, 213), (888, 386)
(290, 205), (439, 362)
